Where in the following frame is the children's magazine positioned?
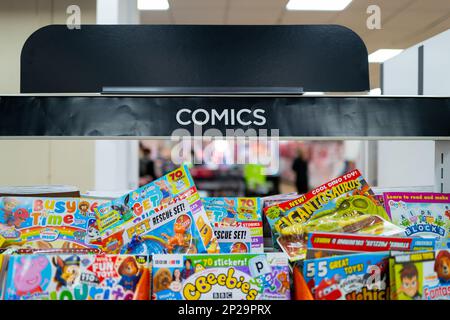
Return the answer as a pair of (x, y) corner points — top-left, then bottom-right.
(0, 197), (106, 252)
(96, 165), (219, 255)
(305, 252), (390, 300)
(265, 170), (402, 261)
(152, 253), (290, 300)
(202, 197), (263, 253)
(390, 250), (450, 300)
(383, 192), (450, 248)
(3, 254), (150, 300)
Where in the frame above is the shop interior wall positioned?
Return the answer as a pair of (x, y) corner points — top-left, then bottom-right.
(0, 1), (97, 192)
(377, 29), (450, 189)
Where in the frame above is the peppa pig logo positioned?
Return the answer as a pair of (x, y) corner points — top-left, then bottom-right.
(9, 256), (52, 299)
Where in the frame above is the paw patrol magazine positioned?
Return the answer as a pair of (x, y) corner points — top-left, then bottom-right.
(383, 192), (450, 248)
(390, 250), (450, 300)
(264, 170), (402, 261)
(152, 253), (290, 300)
(96, 165), (219, 255)
(305, 251), (390, 300)
(202, 197), (263, 253)
(0, 197), (105, 252)
(2, 254), (150, 300)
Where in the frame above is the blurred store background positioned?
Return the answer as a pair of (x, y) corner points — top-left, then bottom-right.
(0, 0), (449, 195)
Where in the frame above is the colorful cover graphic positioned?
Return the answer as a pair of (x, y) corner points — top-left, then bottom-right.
(262, 193), (299, 250)
(264, 170), (401, 261)
(304, 252), (390, 300)
(3, 254), (150, 300)
(383, 192), (450, 248)
(0, 197), (105, 251)
(202, 197), (263, 253)
(152, 253), (290, 300)
(390, 250), (450, 300)
(96, 165), (219, 255)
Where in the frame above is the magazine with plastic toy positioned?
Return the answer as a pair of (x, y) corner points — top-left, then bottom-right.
(262, 193), (299, 250)
(3, 254), (150, 300)
(264, 169), (402, 261)
(304, 251), (390, 300)
(96, 165), (219, 255)
(152, 253), (290, 300)
(383, 192), (450, 248)
(202, 197), (263, 253)
(0, 197), (106, 252)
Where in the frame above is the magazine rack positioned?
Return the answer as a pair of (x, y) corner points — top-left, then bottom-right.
(0, 25), (449, 190)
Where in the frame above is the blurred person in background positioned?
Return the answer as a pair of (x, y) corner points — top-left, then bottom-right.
(139, 144), (157, 186)
(292, 148), (309, 194)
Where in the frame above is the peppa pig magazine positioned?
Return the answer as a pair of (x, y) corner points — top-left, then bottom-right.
(383, 192), (450, 249)
(202, 197), (263, 253)
(152, 253), (290, 300)
(0, 197), (106, 252)
(96, 165), (219, 255)
(2, 254), (150, 300)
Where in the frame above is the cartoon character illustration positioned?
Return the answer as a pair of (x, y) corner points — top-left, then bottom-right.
(277, 272), (290, 295)
(409, 211), (418, 224)
(400, 215), (411, 227)
(153, 268), (172, 293)
(424, 210), (435, 224)
(445, 206), (450, 220)
(315, 277), (343, 300)
(434, 250), (450, 283)
(12, 208), (29, 228)
(280, 195), (388, 236)
(206, 238), (220, 254)
(161, 222), (187, 253)
(118, 257), (142, 292)
(224, 199), (237, 221)
(155, 180), (171, 206)
(78, 201), (90, 216)
(85, 219), (101, 244)
(111, 195), (133, 222)
(2, 197), (18, 226)
(419, 210), (427, 223)
(435, 215), (445, 227)
(52, 255), (81, 291)
(14, 256), (49, 297)
(397, 263), (421, 300)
